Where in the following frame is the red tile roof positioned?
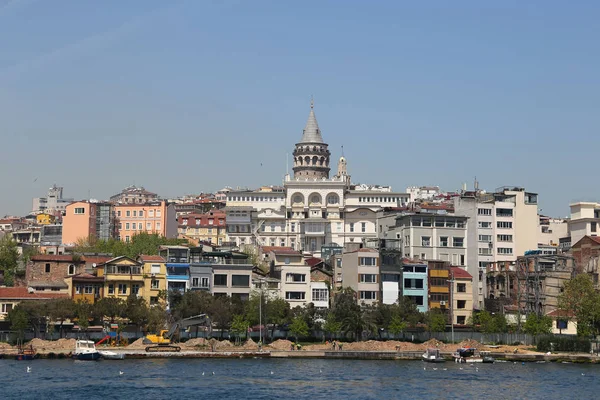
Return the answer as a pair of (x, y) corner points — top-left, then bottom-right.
(0, 287), (68, 299)
(450, 266), (472, 279)
(261, 246), (300, 255)
(589, 236), (600, 245)
(30, 255), (113, 264)
(138, 255), (165, 262)
(305, 257), (323, 267)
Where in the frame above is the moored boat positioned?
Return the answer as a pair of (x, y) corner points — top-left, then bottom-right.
(72, 340), (101, 361)
(98, 350), (125, 360)
(15, 342), (37, 361)
(453, 348), (495, 363)
(422, 348), (445, 363)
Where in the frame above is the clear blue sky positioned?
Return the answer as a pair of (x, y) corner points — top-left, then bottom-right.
(1, 0), (599, 217)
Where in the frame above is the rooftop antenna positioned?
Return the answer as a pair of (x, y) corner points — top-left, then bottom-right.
(310, 95), (314, 109)
(286, 152), (289, 175)
(341, 145), (344, 157)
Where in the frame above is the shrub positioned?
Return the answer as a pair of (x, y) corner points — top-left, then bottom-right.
(536, 336), (591, 353)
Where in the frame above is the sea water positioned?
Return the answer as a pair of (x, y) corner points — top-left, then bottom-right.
(0, 358), (597, 399)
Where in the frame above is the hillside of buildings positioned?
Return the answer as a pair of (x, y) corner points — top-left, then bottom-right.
(2, 107), (600, 350)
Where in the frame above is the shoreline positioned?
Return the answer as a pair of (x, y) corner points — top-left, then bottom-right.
(2, 349), (599, 363)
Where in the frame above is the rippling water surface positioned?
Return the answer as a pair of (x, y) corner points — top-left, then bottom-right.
(1, 358), (598, 399)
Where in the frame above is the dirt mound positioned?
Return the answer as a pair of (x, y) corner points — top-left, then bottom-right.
(421, 338), (444, 350)
(454, 339), (482, 349)
(215, 339), (234, 349)
(127, 338), (147, 350)
(184, 338), (209, 348)
(268, 339), (294, 350)
(28, 338), (76, 353)
(0, 342), (13, 350)
(241, 338), (258, 350)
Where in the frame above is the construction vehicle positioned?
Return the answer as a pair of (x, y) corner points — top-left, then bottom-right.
(143, 314), (211, 353)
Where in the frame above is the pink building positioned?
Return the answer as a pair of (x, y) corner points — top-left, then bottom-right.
(62, 201), (116, 246)
(115, 201), (177, 242)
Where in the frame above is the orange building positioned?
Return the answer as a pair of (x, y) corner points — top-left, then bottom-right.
(62, 201), (116, 246)
(115, 201), (177, 242)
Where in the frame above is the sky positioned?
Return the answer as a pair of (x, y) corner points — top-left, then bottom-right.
(1, 0), (599, 218)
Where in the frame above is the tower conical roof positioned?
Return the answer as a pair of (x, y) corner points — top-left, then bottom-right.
(299, 100), (324, 143)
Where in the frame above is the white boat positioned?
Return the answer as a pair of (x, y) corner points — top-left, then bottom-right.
(422, 348), (445, 363)
(453, 348), (495, 363)
(73, 340), (101, 361)
(98, 350), (125, 360)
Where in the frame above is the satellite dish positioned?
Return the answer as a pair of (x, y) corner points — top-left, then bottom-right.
(92, 263), (97, 268)
(27, 287), (34, 293)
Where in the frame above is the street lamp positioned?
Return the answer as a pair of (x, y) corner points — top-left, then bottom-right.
(258, 278), (265, 345)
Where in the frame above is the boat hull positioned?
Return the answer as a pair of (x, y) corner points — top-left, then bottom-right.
(15, 354), (36, 361)
(73, 352), (101, 361)
(99, 351), (125, 360)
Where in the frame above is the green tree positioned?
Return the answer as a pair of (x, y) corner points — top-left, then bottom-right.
(73, 232), (188, 259)
(147, 304), (168, 334)
(558, 274), (600, 337)
(75, 299), (93, 334)
(8, 306), (28, 342)
(522, 313), (553, 336)
(94, 297), (126, 323)
(323, 312), (342, 341)
(171, 290), (214, 320)
(425, 308), (446, 336)
(0, 235), (19, 286)
(289, 316), (309, 343)
(208, 295), (233, 339)
(124, 295), (149, 331)
(388, 315), (408, 338)
(47, 298), (75, 338)
(244, 293), (290, 341)
(475, 310), (508, 334)
(230, 314), (250, 345)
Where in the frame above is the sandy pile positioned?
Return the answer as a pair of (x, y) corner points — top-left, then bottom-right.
(268, 339), (294, 350)
(0, 342), (14, 350)
(127, 338), (148, 350)
(240, 338), (258, 350)
(28, 338), (76, 353)
(183, 338), (209, 348)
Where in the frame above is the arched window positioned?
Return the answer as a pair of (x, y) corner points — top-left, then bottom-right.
(68, 264), (76, 275)
(327, 194), (339, 204)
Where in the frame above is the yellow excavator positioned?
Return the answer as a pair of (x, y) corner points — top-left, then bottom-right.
(143, 314), (212, 352)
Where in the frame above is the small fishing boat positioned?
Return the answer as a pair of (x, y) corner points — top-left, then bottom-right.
(453, 348), (495, 363)
(98, 350), (125, 360)
(422, 348), (445, 363)
(15, 341), (36, 361)
(72, 340), (101, 361)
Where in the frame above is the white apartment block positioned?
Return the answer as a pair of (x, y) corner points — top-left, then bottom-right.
(538, 215), (569, 247)
(406, 186), (441, 201)
(380, 213), (468, 265)
(454, 187), (539, 310)
(225, 102), (408, 257)
(568, 202), (600, 246)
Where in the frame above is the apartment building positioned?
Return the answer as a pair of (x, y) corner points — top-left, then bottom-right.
(32, 184), (73, 214)
(62, 201), (117, 246)
(262, 246), (313, 306)
(538, 215), (568, 247)
(380, 212), (468, 265)
(428, 260), (450, 312)
(109, 185), (158, 204)
(138, 255), (167, 306)
(379, 250), (403, 305)
(178, 210), (226, 246)
(568, 202), (600, 246)
(339, 248), (380, 306)
(96, 256), (145, 299)
(401, 260), (428, 313)
(454, 187), (538, 310)
(450, 267), (473, 325)
(115, 201), (177, 242)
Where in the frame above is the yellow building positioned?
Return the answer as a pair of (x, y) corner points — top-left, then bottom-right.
(450, 267), (473, 326)
(96, 256), (145, 300)
(137, 255), (167, 306)
(177, 210), (226, 246)
(36, 213), (56, 225)
(428, 261), (450, 310)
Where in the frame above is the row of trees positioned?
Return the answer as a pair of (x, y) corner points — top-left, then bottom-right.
(8, 295), (168, 341)
(72, 232), (188, 259)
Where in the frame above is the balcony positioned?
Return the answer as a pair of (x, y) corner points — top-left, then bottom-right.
(303, 222), (325, 236)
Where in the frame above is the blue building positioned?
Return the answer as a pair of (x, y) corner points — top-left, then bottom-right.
(401, 261), (428, 313)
